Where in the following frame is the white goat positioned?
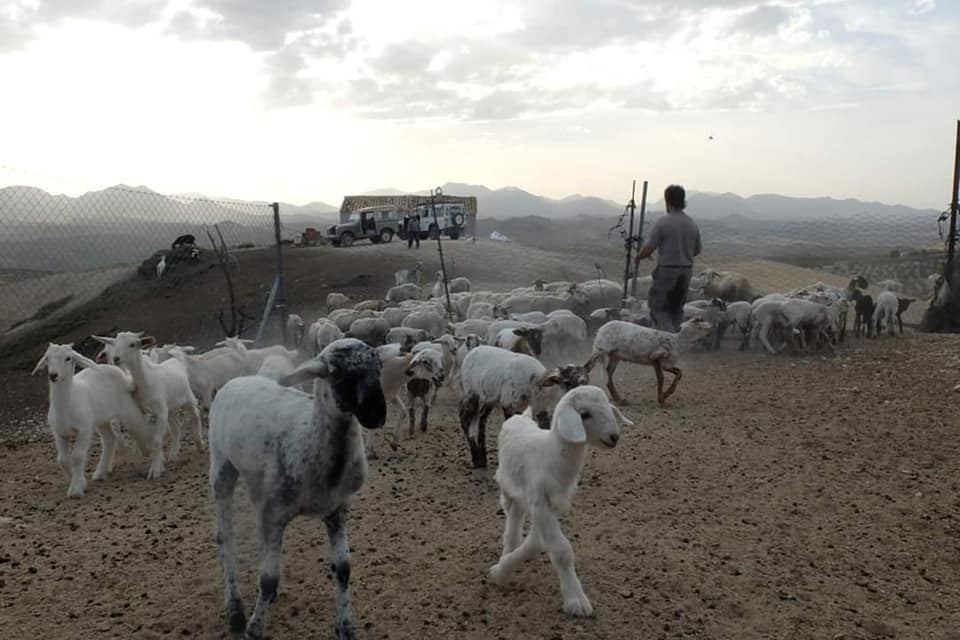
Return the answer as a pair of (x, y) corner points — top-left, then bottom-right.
(490, 386), (633, 617)
(209, 339), (386, 640)
(395, 261), (423, 286)
(874, 290), (899, 336)
(585, 319), (713, 406)
(32, 344), (153, 496)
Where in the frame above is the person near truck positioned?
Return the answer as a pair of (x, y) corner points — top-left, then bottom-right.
(407, 214), (421, 249)
(635, 184), (702, 333)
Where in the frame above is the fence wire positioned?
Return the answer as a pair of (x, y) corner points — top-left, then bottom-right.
(0, 182), (278, 343)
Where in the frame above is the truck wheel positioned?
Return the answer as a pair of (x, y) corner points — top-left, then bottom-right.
(448, 229), (461, 240)
(340, 232), (355, 247)
(380, 229), (394, 243)
(370, 236), (381, 244)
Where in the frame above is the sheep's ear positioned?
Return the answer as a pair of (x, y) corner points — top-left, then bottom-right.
(30, 353), (48, 375)
(139, 336), (157, 349)
(240, 339), (255, 344)
(278, 360), (329, 387)
(92, 335), (115, 345)
(95, 348), (108, 363)
(611, 405), (634, 428)
(513, 328), (526, 336)
(554, 406), (586, 444)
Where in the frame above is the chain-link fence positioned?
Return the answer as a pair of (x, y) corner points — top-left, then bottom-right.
(0, 180), (285, 352)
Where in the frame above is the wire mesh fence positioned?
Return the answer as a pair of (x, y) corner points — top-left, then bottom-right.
(0, 181), (282, 347)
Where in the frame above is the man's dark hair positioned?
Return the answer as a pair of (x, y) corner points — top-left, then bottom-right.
(664, 184), (686, 211)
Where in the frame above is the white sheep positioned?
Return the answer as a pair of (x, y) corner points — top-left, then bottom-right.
(216, 337), (301, 374)
(874, 290), (899, 336)
(457, 346), (567, 468)
(585, 319), (714, 406)
(694, 269), (754, 301)
(386, 283), (422, 303)
(381, 306), (412, 328)
(326, 292), (351, 312)
(431, 271), (472, 298)
(399, 347), (444, 439)
(490, 385), (633, 616)
(347, 316), (390, 346)
(509, 311), (548, 324)
(386, 326), (429, 347)
(494, 327), (544, 357)
(329, 308), (376, 334)
(714, 300), (753, 350)
(467, 301), (497, 320)
(286, 314), (305, 349)
(209, 339), (386, 640)
(454, 318), (493, 338)
(32, 344), (154, 496)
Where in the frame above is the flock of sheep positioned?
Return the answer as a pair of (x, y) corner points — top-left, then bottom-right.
(29, 261), (917, 639)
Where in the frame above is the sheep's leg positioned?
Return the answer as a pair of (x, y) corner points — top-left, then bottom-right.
(661, 365), (682, 402)
(54, 433), (71, 478)
(92, 423), (118, 481)
(145, 409), (168, 480)
(390, 397), (406, 449)
(714, 321), (728, 351)
(475, 405), (493, 468)
(245, 508), (288, 640)
(653, 361), (666, 406)
(499, 493), (525, 555)
(187, 400), (204, 451)
(738, 321), (751, 351)
(419, 403), (429, 433)
(759, 320), (778, 355)
(167, 411), (182, 462)
(459, 395), (487, 468)
(404, 388), (416, 438)
(212, 460), (246, 634)
(66, 429), (92, 497)
(605, 355), (624, 405)
(532, 507), (592, 617)
(324, 506), (357, 640)
(490, 523), (540, 585)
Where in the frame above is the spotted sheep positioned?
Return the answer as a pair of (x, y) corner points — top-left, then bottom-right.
(208, 338), (386, 640)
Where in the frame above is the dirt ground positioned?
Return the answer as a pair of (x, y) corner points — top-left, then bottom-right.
(1, 240), (957, 639)
(1, 333), (959, 639)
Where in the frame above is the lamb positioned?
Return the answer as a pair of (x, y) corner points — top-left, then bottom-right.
(395, 261), (423, 286)
(326, 292), (351, 312)
(467, 301), (497, 320)
(585, 319), (714, 405)
(877, 278), (903, 293)
(509, 311), (548, 324)
(500, 286), (588, 316)
(347, 316), (390, 346)
(399, 348), (444, 439)
(486, 319), (538, 346)
(386, 283), (422, 303)
(458, 346), (572, 468)
(32, 344), (156, 496)
(539, 314), (589, 366)
(780, 299), (836, 353)
(353, 299), (386, 312)
(695, 269), (754, 302)
(874, 290), (899, 337)
(489, 386), (633, 616)
(714, 301), (752, 350)
(454, 318), (493, 338)
(412, 334), (459, 383)
(96, 331), (204, 460)
(750, 297), (789, 354)
(495, 327), (544, 357)
(381, 306), (412, 328)
(209, 339), (386, 640)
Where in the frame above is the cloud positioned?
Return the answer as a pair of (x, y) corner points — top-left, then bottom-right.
(730, 4), (793, 35)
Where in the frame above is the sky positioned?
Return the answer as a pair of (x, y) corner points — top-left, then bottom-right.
(0, 0), (957, 209)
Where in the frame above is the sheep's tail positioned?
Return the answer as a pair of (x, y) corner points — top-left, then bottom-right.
(583, 350), (607, 387)
(583, 349), (604, 373)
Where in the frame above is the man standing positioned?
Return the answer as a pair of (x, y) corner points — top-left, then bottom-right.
(407, 214), (421, 249)
(635, 184), (702, 332)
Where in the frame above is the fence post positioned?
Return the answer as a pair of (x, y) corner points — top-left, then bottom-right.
(631, 181), (648, 298)
(948, 120), (960, 271)
(430, 187), (454, 320)
(272, 202), (288, 341)
(621, 180), (636, 308)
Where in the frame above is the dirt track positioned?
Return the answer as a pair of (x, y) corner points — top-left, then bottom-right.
(2, 334), (959, 639)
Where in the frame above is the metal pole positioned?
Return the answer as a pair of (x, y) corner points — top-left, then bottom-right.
(621, 180), (636, 307)
(948, 120), (960, 270)
(271, 202), (288, 342)
(631, 181), (649, 298)
(430, 187), (454, 319)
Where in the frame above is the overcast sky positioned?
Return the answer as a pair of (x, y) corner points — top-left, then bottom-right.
(0, 0), (956, 209)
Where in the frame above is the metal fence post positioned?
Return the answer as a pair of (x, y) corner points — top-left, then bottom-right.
(272, 202), (288, 341)
(631, 181), (648, 298)
(430, 187), (454, 319)
(948, 120), (960, 270)
(621, 180), (636, 308)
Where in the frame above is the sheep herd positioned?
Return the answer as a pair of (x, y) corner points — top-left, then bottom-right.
(29, 263), (916, 638)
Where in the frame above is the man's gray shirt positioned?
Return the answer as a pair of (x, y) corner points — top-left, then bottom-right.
(645, 212), (701, 267)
